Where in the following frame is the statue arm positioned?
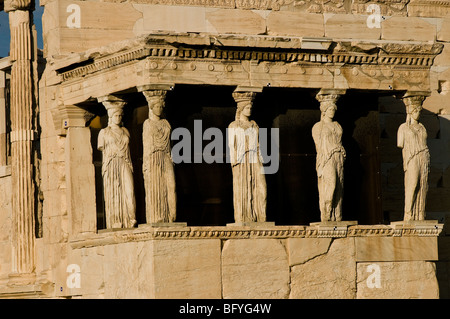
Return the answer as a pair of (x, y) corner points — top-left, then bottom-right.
(228, 125), (237, 165)
(397, 124), (405, 149)
(97, 129), (105, 152)
(142, 121), (149, 172)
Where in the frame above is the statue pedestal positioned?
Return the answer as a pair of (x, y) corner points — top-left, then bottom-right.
(390, 220), (439, 227)
(310, 221), (358, 227)
(140, 222), (188, 228)
(390, 220), (443, 236)
(98, 227), (136, 233)
(227, 222), (275, 227)
(309, 221), (358, 237)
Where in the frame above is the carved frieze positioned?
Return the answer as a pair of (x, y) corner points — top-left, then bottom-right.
(53, 34), (443, 106)
(287, 0), (348, 13)
(69, 224), (443, 249)
(57, 37), (443, 82)
(407, 0), (450, 17)
(352, 0), (409, 16)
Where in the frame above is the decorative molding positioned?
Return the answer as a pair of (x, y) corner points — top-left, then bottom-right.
(69, 224), (443, 249)
(59, 47), (150, 81)
(407, 0), (450, 16)
(56, 38), (443, 82)
(352, 0), (410, 15)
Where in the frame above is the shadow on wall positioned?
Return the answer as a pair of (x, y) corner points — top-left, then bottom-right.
(378, 95), (450, 225)
(88, 87), (450, 230)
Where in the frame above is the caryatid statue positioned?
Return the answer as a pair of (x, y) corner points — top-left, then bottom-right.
(228, 91), (267, 223)
(98, 96), (137, 229)
(397, 93), (430, 221)
(142, 90), (177, 224)
(312, 92), (346, 222)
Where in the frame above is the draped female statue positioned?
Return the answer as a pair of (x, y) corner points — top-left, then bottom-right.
(98, 102), (137, 229)
(312, 93), (346, 222)
(228, 91), (267, 223)
(142, 90), (177, 224)
(397, 95), (430, 221)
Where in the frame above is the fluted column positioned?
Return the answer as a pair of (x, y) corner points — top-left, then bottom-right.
(5, 0), (37, 284)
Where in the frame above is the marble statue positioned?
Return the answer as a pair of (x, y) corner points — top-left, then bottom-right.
(142, 90), (177, 223)
(312, 93), (346, 222)
(397, 95), (430, 221)
(228, 91), (267, 223)
(97, 101), (137, 229)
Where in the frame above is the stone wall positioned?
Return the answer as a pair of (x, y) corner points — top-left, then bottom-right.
(40, 0), (450, 58)
(2, 0), (445, 299)
(40, 225), (441, 299)
(0, 172), (12, 282)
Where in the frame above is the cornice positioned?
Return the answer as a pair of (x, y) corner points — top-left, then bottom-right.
(55, 35), (444, 82)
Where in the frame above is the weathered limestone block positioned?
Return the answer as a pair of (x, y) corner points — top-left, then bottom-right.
(266, 11), (324, 37)
(381, 17), (436, 41)
(407, 0), (450, 18)
(151, 239), (222, 299)
(57, 246), (104, 298)
(438, 17), (450, 42)
(423, 90), (450, 114)
(433, 43), (450, 66)
(42, 0), (141, 56)
(289, 238), (356, 299)
(42, 213), (68, 245)
(0, 241), (11, 277)
(324, 14), (380, 40)
(206, 9), (266, 34)
(286, 238), (332, 266)
(134, 4), (207, 34)
(356, 261), (439, 298)
(355, 237), (438, 262)
(222, 239), (289, 299)
(103, 241), (150, 299)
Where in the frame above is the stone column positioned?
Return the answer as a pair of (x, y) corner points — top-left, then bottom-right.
(0, 69), (8, 167)
(310, 89), (355, 227)
(63, 105), (97, 237)
(397, 91), (431, 222)
(5, 0), (37, 284)
(227, 86), (273, 226)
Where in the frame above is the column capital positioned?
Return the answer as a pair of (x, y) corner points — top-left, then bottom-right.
(315, 89), (346, 104)
(137, 84), (174, 92)
(234, 85), (263, 93)
(4, 0), (33, 12)
(97, 94), (126, 110)
(400, 91), (430, 113)
(60, 104), (95, 130)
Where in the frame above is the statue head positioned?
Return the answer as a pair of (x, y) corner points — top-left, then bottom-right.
(404, 95), (425, 124)
(233, 92), (256, 121)
(143, 90), (167, 118)
(316, 93), (339, 120)
(105, 105), (124, 127)
(99, 97), (126, 127)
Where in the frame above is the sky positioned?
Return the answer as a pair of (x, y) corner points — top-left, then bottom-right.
(0, 0), (44, 58)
